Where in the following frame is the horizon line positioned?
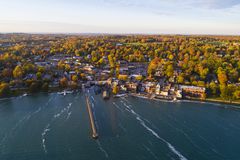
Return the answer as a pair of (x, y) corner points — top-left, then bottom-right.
(0, 32), (240, 37)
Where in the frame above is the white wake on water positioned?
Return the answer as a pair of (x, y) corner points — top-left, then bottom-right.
(0, 96), (55, 153)
(143, 144), (159, 160)
(113, 102), (124, 113)
(119, 100), (188, 160)
(41, 102), (74, 153)
(42, 124), (50, 153)
(96, 140), (109, 159)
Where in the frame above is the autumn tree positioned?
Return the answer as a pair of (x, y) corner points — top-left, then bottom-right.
(13, 66), (23, 79)
(60, 77), (68, 88)
(217, 68), (228, 85)
(0, 83), (11, 97)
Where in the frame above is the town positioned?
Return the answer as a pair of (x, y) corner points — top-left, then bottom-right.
(0, 34), (239, 104)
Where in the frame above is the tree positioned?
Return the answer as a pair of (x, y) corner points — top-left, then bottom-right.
(13, 66), (23, 79)
(135, 75), (143, 81)
(177, 75), (184, 84)
(41, 82), (49, 92)
(72, 75), (78, 82)
(91, 51), (98, 62)
(0, 83), (11, 97)
(217, 68), (228, 85)
(197, 81), (205, 87)
(233, 90), (240, 100)
(220, 84), (236, 101)
(166, 64), (174, 78)
(198, 65), (209, 80)
(36, 72), (42, 80)
(209, 81), (218, 95)
(228, 69), (239, 82)
(108, 55), (115, 68)
(112, 85), (118, 95)
(147, 58), (161, 76)
(60, 77), (68, 88)
(2, 68), (13, 78)
(29, 82), (40, 93)
(70, 81), (78, 89)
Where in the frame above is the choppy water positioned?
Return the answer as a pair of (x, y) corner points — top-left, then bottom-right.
(0, 90), (240, 160)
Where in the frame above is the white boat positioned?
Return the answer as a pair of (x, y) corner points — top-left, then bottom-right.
(114, 94), (127, 98)
(22, 93), (28, 97)
(58, 90), (73, 96)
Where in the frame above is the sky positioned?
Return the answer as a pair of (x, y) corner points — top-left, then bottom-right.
(0, 0), (240, 35)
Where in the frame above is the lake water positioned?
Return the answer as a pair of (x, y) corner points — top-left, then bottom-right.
(0, 90), (240, 160)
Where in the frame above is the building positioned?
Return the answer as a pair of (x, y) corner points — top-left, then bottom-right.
(180, 85), (206, 98)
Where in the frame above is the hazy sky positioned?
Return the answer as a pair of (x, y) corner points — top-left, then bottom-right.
(0, 0), (240, 34)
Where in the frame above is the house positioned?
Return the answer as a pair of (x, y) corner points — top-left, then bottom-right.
(119, 67), (128, 74)
(159, 91), (169, 96)
(155, 84), (161, 95)
(120, 85), (127, 92)
(145, 82), (156, 94)
(127, 82), (138, 92)
(180, 85), (206, 98)
(176, 90), (182, 99)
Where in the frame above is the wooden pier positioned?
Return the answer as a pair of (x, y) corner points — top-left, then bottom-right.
(85, 96), (98, 139)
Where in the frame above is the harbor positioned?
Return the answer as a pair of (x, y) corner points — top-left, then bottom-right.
(1, 92), (240, 159)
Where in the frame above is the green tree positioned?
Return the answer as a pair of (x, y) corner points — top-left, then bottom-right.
(166, 64), (174, 78)
(177, 75), (184, 84)
(36, 72), (42, 80)
(209, 81), (218, 95)
(233, 90), (240, 99)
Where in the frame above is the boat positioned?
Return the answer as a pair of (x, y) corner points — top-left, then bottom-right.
(22, 93), (28, 97)
(57, 90), (73, 96)
(113, 94), (127, 98)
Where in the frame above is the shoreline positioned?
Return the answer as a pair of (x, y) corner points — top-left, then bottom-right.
(1, 89), (240, 108)
(129, 93), (240, 107)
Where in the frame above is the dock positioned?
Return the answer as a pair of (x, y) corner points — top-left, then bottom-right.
(85, 96), (98, 139)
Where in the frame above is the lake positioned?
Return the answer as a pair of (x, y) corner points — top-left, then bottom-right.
(0, 90), (240, 160)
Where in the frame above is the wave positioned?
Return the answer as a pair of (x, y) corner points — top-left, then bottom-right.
(54, 103), (72, 119)
(113, 102), (124, 113)
(0, 113), (32, 152)
(41, 101), (73, 153)
(42, 124), (51, 153)
(120, 97), (131, 103)
(66, 112), (72, 120)
(120, 101), (188, 160)
(0, 95), (57, 153)
(91, 96), (96, 103)
(143, 145), (159, 160)
(96, 140), (109, 159)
